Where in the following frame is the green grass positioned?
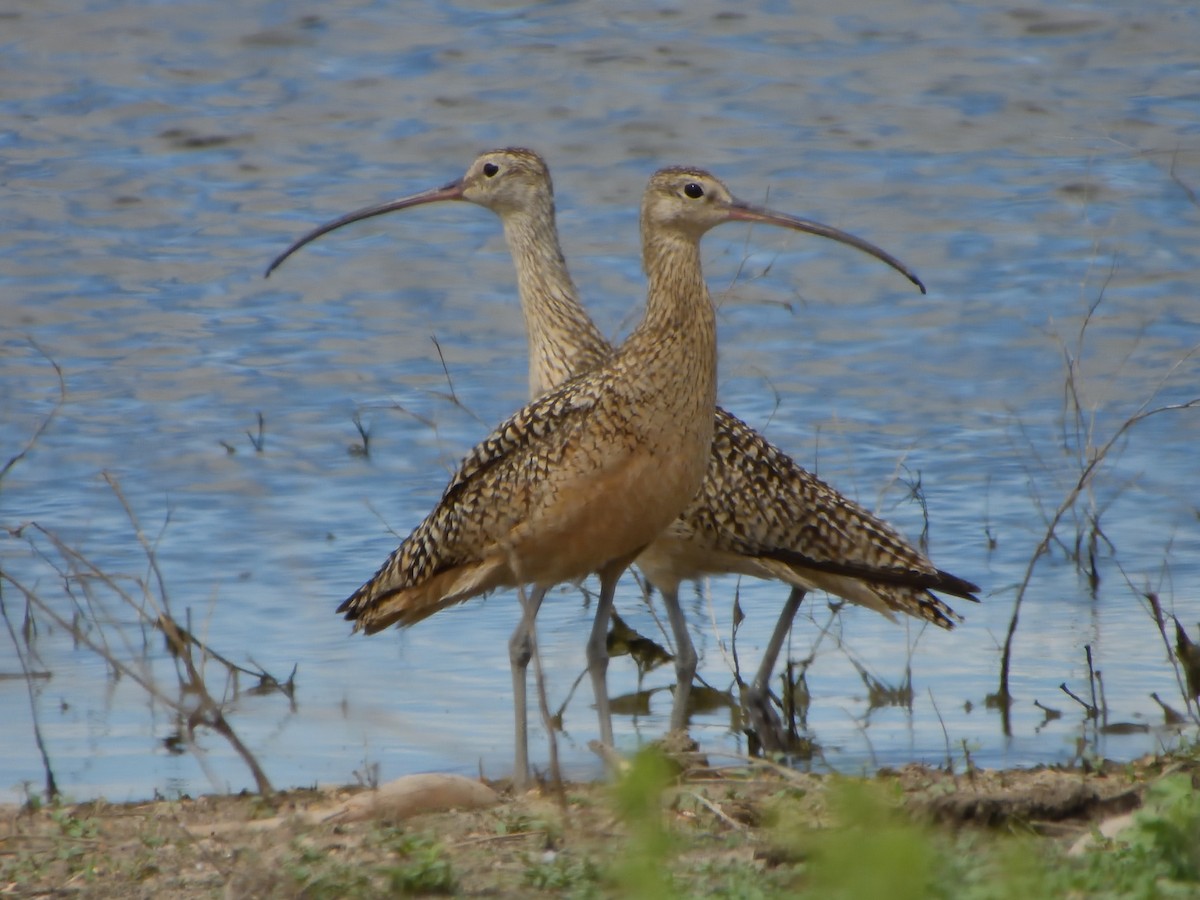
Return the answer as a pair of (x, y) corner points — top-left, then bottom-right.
(4, 753), (1198, 898)
(522, 851), (601, 896)
(282, 826), (456, 898)
(605, 750), (1200, 900)
(610, 746), (679, 898)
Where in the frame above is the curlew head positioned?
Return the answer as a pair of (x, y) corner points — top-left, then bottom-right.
(265, 147), (553, 277)
(458, 147), (554, 216)
(640, 167), (926, 294)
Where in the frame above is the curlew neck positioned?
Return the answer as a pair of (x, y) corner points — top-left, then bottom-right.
(498, 197), (611, 398)
(621, 222), (719, 427)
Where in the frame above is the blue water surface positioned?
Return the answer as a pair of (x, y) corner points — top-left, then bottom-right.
(1, 0), (1198, 803)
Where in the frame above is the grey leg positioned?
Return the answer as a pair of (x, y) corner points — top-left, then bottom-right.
(510, 585), (547, 789)
(659, 586), (697, 733)
(586, 572), (619, 752)
(745, 587), (806, 753)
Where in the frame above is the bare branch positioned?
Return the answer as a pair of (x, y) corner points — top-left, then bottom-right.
(1, 341), (66, 484)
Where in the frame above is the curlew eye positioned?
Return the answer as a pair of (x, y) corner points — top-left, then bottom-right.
(483, 162), (500, 177)
(683, 182), (704, 199)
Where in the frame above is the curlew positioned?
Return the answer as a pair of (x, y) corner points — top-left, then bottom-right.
(269, 157), (976, 771)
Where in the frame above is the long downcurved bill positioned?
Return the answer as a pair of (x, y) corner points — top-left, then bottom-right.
(727, 200), (926, 294)
(264, 179), (466, 278)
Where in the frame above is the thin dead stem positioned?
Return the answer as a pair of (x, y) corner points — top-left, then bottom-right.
(996, 278), (1200, 729)
(1113, 553), (1200, 724)
(431, 334), (485, 425)
(1168, 150), (1199, 208)
(0, 582), (58, 801)
(5, 466), (288, 798)
(0, 345), (67, 801)
(1, 341), (65, 483)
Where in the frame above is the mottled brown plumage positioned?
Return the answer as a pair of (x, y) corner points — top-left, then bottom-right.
(396, 152), (977, 624)
(415, 152), (979, 745)
(274, 167), (793, 785)
(333, 169), (721, 640)
(269, 152), (979, 768)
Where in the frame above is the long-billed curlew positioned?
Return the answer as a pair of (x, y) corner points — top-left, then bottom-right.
(269, 158), (976, 772)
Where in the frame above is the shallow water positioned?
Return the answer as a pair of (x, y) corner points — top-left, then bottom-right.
(2, 0), (1198, 803)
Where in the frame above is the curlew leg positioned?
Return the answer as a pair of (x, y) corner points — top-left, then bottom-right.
(659, 586), (698, 733)
(510, 585), (547, 789)
(745, 587), (807, 753)
(586, 568), (624, 754)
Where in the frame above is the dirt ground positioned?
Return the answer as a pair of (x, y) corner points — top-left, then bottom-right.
(0, 751), (1184, 898)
